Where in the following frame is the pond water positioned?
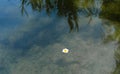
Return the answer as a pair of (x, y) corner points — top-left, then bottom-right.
(0, 0), (120, 74)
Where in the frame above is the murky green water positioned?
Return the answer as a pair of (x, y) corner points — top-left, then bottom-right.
(0, 0), (120, 74)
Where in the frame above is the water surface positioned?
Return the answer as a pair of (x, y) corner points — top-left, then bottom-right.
(0, 0), (120, 74)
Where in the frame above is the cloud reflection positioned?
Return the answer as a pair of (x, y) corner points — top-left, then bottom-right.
(0, 13), (117, 74)
(8, 32), (116, 74)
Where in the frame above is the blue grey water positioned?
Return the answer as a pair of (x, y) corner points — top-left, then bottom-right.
(0, 0), (118, 74)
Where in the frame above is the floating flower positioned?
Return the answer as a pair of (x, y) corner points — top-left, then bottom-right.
(62, 48), (69, 53)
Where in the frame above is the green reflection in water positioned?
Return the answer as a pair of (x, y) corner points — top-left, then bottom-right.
(104, 21), (120, 74)
(102, 21), (120, 74)
(100, 0), (120, 74)
(100, 0), (120, 22)
(20, 0), (95, 32)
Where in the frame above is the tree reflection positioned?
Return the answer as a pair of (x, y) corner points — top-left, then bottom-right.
(100, 0), (120, 22)
(100, 0), (120, 74)
(20, 0), (95, 32)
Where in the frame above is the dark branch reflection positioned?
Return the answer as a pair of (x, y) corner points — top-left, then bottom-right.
(20, 0), (95, 32)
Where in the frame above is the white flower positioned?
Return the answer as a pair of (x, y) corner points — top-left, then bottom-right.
(62, 48), (69, 53)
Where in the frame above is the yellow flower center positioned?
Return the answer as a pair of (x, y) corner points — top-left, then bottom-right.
(62, 48), (69, 53)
